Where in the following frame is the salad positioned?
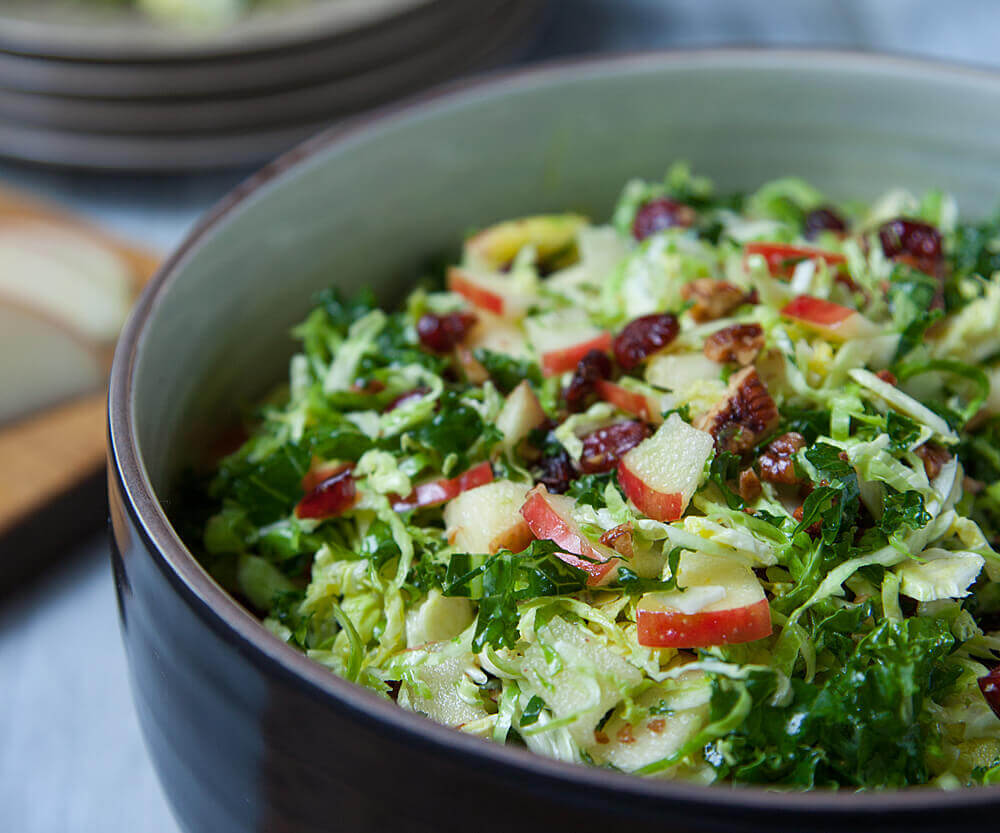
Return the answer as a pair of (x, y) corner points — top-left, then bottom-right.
(184, 164), (1000, 789)
(76, 0), (307, 27)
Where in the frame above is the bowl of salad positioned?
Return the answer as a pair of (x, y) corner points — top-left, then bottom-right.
(108, 50), (1000, 833)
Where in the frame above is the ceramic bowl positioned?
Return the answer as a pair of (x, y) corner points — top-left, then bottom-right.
(108, 51), (1000, 833)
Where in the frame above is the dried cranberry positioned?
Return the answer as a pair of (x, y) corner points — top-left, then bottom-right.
(632, 198), (696, 241)
(878, 218), (942, 265)
(537, 446), (577, 494)
(564, 349), (613, 412)
(579, 421), (651, 474)
(979, 667), (1000, 718)
(803, 206), (848, 239)
(296, 466), (357, 519)
(613, 313), (679, 370)
(416, 311), (477, 353)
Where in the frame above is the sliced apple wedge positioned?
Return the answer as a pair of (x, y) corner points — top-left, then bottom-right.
(392, 461), (494, 512)
(780, 294), (878, 342)
(464, 214), (586, 270)
(0, 221), (132, 342)
(525, 309), (612, 377)
(594, 379), (669, 424)
(520, 485), (621, 585)
(463, 309), (531, 359)
(496, 381), (547, 449)
(444, 480), (533, 555)
(743, 241), (846, 279)
(617, 413), (714, 522)
(0, 300), (108, 424)
(589, 675), (710, 773)
(644, 352), (723, 393)
(636, 552), (772, 648)
(447, 266), (534, 318)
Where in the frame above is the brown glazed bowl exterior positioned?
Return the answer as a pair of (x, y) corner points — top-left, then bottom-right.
(108, 50), (1000, 833)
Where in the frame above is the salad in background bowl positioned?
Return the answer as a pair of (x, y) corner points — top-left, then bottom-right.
(183, 163), (1000, 789)
(77, 0), (312, 27)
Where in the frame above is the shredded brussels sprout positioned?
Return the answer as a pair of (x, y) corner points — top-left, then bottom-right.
(181, 164), (1000, 789)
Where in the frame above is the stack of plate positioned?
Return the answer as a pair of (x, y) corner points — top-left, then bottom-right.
(0, 0), (546, 172)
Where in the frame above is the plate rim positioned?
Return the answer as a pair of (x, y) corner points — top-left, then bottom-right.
(0, 0), (529, 132)
(0, 0), (437, 61)
(0, 0), (470, 99)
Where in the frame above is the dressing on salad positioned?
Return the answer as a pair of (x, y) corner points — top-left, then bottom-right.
(183, 165), (1000, 788)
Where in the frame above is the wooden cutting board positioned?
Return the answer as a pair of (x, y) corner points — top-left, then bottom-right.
(0, 186), (159, 593)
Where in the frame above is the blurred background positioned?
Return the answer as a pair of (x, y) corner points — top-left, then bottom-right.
(1, 0), (999, 830)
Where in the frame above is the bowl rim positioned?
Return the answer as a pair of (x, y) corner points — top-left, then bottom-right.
(108, 47), (1000, 817)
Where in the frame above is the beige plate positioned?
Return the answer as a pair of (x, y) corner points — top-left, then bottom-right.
(0, 0), (432, 61)
(0, 0), (465, 99)
(0, 0), (544, 171)
(0, 0), (526, 134)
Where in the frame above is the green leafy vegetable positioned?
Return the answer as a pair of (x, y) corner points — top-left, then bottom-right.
(706, 617), (959, 787)
(474, 349), (543, 394)
(442, 540), (588, 651)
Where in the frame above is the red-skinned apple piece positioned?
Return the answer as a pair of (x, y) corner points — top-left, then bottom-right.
(636, 553), (772, 648)
(780, 294), (878, 341)
(296, 465), (357, 520)
(525, 310), (613, 377)
(464, 214), (586, 270)
(617, 413), (714, 522)
(392, 461), (494, 512)
(519, 485), (620, 585)
(979, 666), (1000, 718)
(540, 332), (613, 377)
(497, 380), (547, 448)
(444, 480), (534, 555)
(743, 242), (846, 278)
(447, 267), (533, 318)
(594, 378), (665, 424)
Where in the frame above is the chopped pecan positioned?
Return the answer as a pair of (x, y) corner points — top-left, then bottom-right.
(647, 718), (666, 734)
(695, 366), (780, 454)
(455, 347), (489, 384)
(738, 468), (762, 502)
(681, 279), (749, 323)
(703, 323), (765, 366)
(616, 725), (636, 744)
(758, 432), (806, 485)
(600, 522), (635, 558)
(915, 442), (951, 481)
